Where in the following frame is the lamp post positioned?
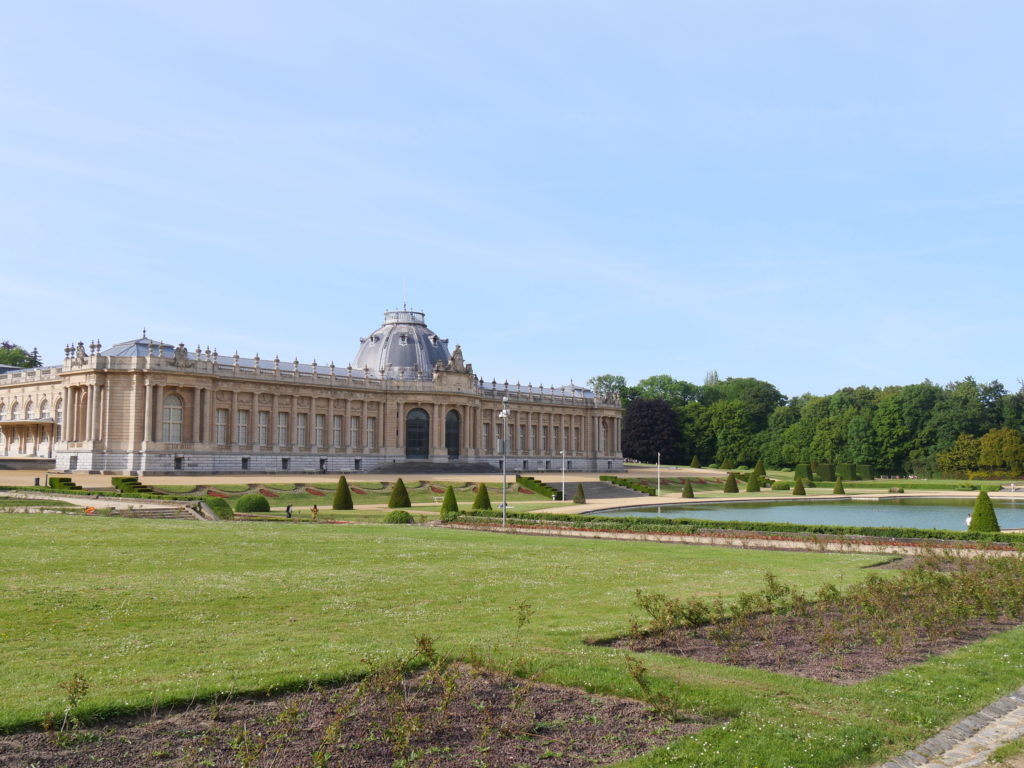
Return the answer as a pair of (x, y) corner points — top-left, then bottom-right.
(499, 396), (510, 527)
(560, 449), (566, 502)
(657, 451), (661, 497)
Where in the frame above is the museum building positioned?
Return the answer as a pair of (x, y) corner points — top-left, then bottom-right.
(0, 310), (624, 474)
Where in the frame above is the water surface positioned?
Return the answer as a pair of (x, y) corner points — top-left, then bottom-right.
(589, 497), (1024, 531)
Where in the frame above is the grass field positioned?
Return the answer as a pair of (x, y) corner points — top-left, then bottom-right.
(3, 515), (1024, 766)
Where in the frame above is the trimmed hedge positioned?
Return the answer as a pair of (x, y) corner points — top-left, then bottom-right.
(836, 462), (857, 482)
(48, 476), (83, 491)
(856, 464), (874, 481)
(793, 477), (806, 496)
(516, 475), (562, 500)
(205, 497), (234, 520)
(773, 480), (792, 491)
(794, 463), (812, 481)
(112, 476), (156, 494)
(682, 478), (694, 498)
(459, 509), (1024, 545)
(690, 455), (701, 468)
(815, 463), (835, 482)
(599, 475), (658, 496)
(723, 473), (738, 493)
(235, 493), (270, 513)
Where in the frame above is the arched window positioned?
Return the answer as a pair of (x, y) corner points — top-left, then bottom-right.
(39, 399), (49, 419)
(25, 400), (34, 420)
(11, 402), (19, 420)
(445, 409), (460, 459)
(162, 393), (184, 442)
(405, 408), (429, 459)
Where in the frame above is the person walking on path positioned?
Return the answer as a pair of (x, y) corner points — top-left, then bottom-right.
(310, 504), (319, 522)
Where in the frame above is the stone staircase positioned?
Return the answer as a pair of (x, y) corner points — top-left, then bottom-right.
(571, 481), (653, 500)
(109, 506), (202, 521)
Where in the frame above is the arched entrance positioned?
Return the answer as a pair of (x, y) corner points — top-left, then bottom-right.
(445, 410), (460, 459)
(405, 408), (429, 459)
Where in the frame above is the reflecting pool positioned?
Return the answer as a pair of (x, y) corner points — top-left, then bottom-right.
(587, 497), (1024, 531)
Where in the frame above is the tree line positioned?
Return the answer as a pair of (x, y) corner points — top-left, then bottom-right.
(590, 373), (1024, 477)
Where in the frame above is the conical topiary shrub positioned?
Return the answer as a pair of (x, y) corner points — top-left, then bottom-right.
(573, 483), (586, 504)
(721, 458), (735, 470)
(792, 477), (806, 496)
(690, 455), (701, 468)
(832, 478), (846, 495)
(752, 459), (766, 478)
(439, 485), (459, 522)
(968, 491), (1001, 532)
(745, 473), (760, 492)
(723, 473), (738, 493)
(682, 478), (694, 498)
(331, 475), (354, 510)
(387, 478), (411, 508)
(472, 483), (492, 510)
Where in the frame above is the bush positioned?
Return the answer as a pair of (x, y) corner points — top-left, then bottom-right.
(383, 508), (414, 524)
(49, 476), (83, 491)
(206, 497), (234, 520)
(682, 478), (694, 498)
(752, 459), (766, 478)
(723, 473), (738, 493)
(832, 478), (846, 495)
(112, 476), (156, 494)
(836, 462), (857, 482)
(573, 483), (587, 504)
(721, 459), (735, 470)
(387, 478), (411, 508)
(472, 483), (492, 510)
(969, 491), (1001, 532)
(331, 475), (354, 510)
(792, 477), (806, 496)
(773, 480), (792, 491)
(856, 464), (874, 481)
(889, 487), (905, 494)
(517, 475), (562, 500)
(235, 493), (270, 513)
(815, 463), (835, 482)
(690, 455), (701, 468)
(439, 485), (459, 521)
(794, 463), (812, 481)
(745, 473), (760, 492)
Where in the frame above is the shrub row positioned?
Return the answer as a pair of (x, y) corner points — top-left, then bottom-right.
(458, 509), (1024, 545)
(48, 476), (83, 491)
(598, 475), (658, 496)
(111, 476), (156, 494)
(205, 497), (234, 520)
(2, 485), (193, 502)
(516, 475), (562, 500)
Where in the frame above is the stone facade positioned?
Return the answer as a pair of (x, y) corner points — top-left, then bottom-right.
(0, 312), (623, 475)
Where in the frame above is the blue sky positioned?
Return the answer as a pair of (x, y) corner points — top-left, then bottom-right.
(2, 2), (1022, 397)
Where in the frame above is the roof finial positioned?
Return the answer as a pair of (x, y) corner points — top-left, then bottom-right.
(142, 327), (147, 338)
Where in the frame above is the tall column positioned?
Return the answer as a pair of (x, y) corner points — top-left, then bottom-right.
(152, 385), (163, 442)
(192, 388), (202, 444)
(85, 384), (95, 442)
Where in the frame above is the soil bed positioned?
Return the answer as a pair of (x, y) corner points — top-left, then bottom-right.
(616, 606), (1022, 685)
(612, 554), (1024, 684)
(0, 665), (707, 767)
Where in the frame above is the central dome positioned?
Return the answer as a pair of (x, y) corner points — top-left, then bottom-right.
(350, 309), (451, 378)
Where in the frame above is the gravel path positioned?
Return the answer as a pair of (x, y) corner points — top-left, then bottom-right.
(878, 686), (1024, 767)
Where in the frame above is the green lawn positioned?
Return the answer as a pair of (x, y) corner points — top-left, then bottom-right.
(2, 515), (1024, 767)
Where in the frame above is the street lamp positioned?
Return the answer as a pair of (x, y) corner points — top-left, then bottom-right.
(657, 451), (661, 497)
(560, 449), (566, 501)
(499, 396), (510, 527)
